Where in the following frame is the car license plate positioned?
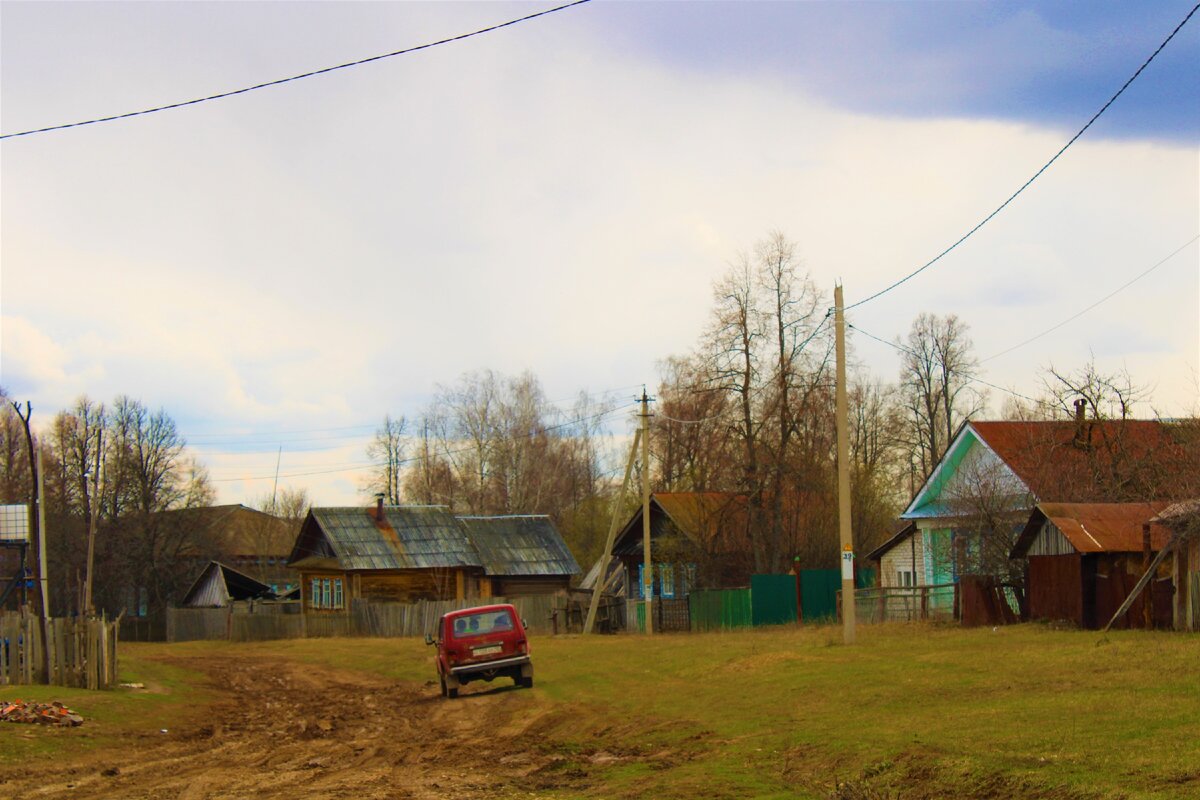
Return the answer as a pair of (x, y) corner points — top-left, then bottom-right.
(473, 645), (502, 656)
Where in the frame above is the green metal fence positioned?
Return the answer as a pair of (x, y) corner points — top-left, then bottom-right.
(750, 574), (798, 626)
(689, 588), (752, 631)
(798, 569), (840, 622)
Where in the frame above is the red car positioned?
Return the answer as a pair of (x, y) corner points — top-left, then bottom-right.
(426, 604), (533, 698)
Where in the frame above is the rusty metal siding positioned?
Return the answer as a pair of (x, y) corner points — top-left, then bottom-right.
(1028, 554), (1083, 626)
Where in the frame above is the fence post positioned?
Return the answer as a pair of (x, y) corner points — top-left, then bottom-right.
(921, 587), (928, 620)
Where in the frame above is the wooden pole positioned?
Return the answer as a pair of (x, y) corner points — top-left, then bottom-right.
(35, 447), (51, 682)
(84, 425), (103, 617)
(1142, 523), (1153, 628)
(641, 389), (654, 635)
(834, 285), (856, 644)
(584, 428), (642, 634)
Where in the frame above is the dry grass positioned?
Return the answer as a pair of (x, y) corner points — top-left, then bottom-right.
(3, 622), (1198, 798)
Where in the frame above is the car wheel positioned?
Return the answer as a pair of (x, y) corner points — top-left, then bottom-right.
(519, 676), (534, 689)
(447, 685), (459, 699)
(439, 676), (448, 697)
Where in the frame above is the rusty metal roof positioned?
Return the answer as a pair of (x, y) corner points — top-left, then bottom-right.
(302, 506), (482, 571)
(1013, 501), (1174, 557)
(457, 516), (581, 576)
(970, 420), (1188, 502)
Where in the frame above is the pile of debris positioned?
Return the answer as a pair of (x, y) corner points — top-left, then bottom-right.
(0, 700), (84, 727)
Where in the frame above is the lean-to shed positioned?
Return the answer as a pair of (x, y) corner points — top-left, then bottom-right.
(1011, 501), (1173, 629)
(180, 561), (275, 607)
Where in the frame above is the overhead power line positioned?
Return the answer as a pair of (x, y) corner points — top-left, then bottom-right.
(979, 233), (1200, 364)
(208, 399), (637, 482)
(846, 1), (1200, 312)
(0, 0), (594, 140)
(854, 321), (1041, 402)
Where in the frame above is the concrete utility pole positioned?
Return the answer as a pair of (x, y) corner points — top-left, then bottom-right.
(583, 428), (641, 635)
(834, 285), (857, 644)
(36, 448), (50, 618)
(640, 388), (654, 635)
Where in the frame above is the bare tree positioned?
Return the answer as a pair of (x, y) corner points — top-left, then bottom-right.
(897, 313), (986, 479)
(1041, 356), (1149, 420)
(364, 414), (407, 503)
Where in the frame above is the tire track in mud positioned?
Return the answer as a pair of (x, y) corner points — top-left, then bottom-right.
(0, 653), (583, 800)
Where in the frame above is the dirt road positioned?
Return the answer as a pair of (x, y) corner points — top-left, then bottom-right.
(0, 653), (593, 800)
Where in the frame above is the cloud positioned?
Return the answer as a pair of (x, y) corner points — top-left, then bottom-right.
(2, 2), (1196, 505)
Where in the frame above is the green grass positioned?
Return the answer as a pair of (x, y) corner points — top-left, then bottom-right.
(1, 624), (1197, 798)
(0, 643), (210, 762)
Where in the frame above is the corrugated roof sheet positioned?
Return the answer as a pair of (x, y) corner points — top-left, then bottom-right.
(310, 506), (482, 571)
(458, 516), (581, 576)
(970, 420), (1188, 502)
(1015, 502), (1173, 556)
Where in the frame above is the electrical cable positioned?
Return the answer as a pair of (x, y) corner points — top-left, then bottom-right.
(979, 233), (1199, 364)
(846, 1), (1200, 312)
(0, 0), (594, 140)
(207, 399), (637, 482)
(847, 322), (1042, 404)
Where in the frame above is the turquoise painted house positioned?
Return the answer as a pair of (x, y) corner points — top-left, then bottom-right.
(872, 416), (1182, 594)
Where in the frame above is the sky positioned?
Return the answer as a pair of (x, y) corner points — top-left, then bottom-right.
(2, 0), (1198, 507)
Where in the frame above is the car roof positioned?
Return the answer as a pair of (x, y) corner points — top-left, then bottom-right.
(442, 603), (517, 619)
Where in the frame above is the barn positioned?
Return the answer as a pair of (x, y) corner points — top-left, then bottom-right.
(1011, 501), (1173, 629)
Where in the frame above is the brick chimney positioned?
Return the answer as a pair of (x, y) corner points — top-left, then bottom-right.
(375, 493), (385, 521)
(1073, 398), (1089, 448)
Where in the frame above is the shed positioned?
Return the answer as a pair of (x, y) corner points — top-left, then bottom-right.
(181, 561), (275, 608)
(1011, 501), (1173, 629)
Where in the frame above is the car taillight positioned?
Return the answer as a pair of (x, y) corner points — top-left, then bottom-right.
(517, 640), (528, 654)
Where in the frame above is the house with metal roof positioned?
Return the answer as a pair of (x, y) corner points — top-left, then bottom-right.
(870, 413), (1194, 597)
(458, 515), (581, 597)
(286, 501), (579, 614)
(1011, 501), (1174, 629)
(1149, 500), (1200, 631)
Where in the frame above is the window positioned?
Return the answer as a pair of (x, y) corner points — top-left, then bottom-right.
(659, 564), (675, 599)
(897, 570), (915, 587)
(309, 577), (345, 610)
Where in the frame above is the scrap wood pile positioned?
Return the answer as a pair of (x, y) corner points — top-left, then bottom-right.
(0, 699), (83, 726)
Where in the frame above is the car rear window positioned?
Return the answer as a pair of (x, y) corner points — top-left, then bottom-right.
(450, 610), (514, 639)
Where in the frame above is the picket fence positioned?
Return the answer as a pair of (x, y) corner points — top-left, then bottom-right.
(0, 611), (120, 689)
(167, 594), (566, 643)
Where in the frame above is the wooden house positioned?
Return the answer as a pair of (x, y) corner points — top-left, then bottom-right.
(1010, 502), (1173, 629)
(168, 504), (297, 595)
(609, 492), (756, 598)
(1150, 500), (1200, 631)
(874, 416), (1193, 591)
(286, 502), (579, 615)
(457, 515), (580, 596)
(180, 561), (275, 608)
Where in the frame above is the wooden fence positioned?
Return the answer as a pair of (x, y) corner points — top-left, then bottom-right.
(0, 611), (119, 689)
(848, 584), (957, 624)
(166, 593), (571, 643)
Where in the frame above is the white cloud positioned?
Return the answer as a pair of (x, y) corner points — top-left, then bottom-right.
(2, 3), (1196, 505)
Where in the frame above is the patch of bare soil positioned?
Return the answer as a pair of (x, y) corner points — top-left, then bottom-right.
(0, 653), (595, 800)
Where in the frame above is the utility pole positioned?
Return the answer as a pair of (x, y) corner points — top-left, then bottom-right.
(834, 284), (857, 644)
(583, 428), (641, 634)
(35, 446), (51, 681)
(84, 423), (103, 616)
(640, 388), (654, 635)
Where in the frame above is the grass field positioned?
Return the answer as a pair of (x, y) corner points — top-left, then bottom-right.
(2, 622), (1198, 798)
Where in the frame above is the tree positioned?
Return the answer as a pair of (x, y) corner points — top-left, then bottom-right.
(1041, 356), (1148, 421)
(364, 414), (407, 503)
(897, 313), (985, 479)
